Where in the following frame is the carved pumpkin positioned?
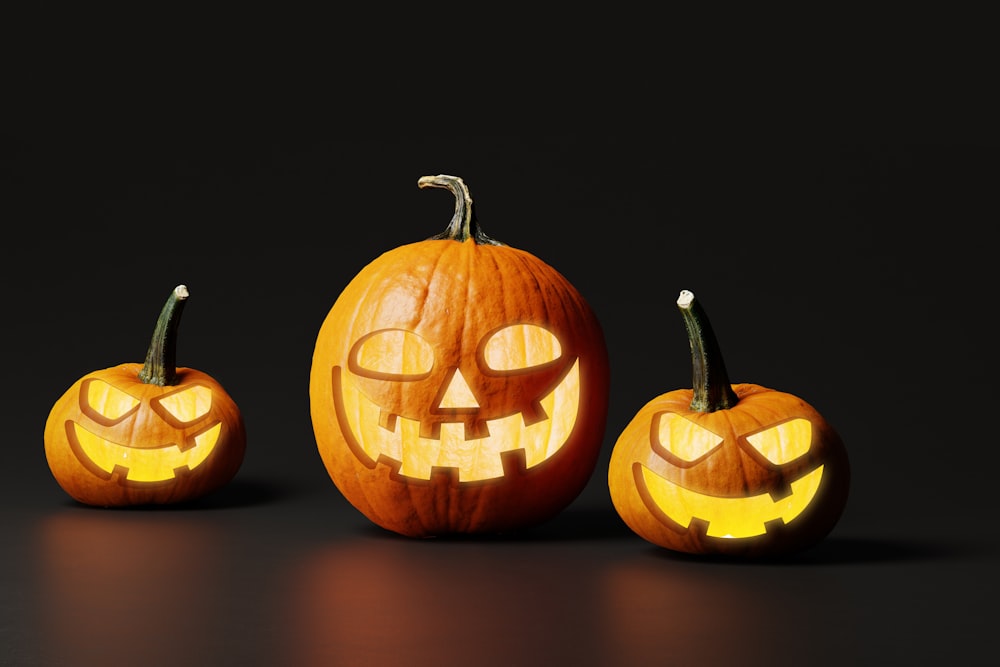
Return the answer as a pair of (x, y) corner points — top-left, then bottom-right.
(310, 174), (611, 537)
(608, 290), (849, 557)
(44, 285), (246, 506)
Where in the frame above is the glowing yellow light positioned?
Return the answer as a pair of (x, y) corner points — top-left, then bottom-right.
(73, 423), (221, 482)
(640, 464), (825, 538)
(341, 360), (581, 481)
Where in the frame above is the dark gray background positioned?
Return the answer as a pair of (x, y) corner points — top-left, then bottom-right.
(3, 91), (997, 664)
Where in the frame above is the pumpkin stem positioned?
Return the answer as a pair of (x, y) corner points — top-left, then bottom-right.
(138, 285), (189, 386)
(418, 174), (502, 245)
(677, 290), (739, 412)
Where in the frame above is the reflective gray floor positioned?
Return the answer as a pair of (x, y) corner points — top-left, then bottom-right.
(2, 475), (993, 667)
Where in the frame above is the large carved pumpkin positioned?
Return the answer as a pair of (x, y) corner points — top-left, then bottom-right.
(310, 175), (611, 537)
(608, 290), (849, 557)
(44, 285), (246, 507)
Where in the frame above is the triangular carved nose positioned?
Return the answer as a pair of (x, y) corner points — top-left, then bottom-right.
(437, 369), (479, 409)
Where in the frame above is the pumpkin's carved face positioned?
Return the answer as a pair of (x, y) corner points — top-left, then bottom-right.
(334, 321), (580, 482)
(67, 377), (222, 484)
(636, 411), (824, 539)
(45, 363), (246, 506)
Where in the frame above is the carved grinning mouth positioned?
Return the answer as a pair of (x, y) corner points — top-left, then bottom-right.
(636, 464), (825, 538)
(67, 421), (221, 483)
(334, 360), (581, 481)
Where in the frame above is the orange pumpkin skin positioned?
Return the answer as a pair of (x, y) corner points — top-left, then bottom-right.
(310, 177), (610, 537)
(609, 382), (849, 557)
(44, 363), (246, 507)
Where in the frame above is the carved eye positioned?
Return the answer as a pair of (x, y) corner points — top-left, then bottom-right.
(351, 329), (435, 379)
(746, 418), (812, 465)
(155, 385), (214, 425)
(82, 379), (140, 424)
(484, 324), (561, 371)
(654, 412), (724, 463)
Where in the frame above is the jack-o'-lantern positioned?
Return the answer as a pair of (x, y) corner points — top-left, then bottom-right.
(310, 174), (611, 537)
(608, 290), (849, 557)
(44, 285), (246, 507)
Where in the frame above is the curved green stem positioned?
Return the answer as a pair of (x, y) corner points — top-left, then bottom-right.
(138, 285), (189, 386)
(677, 289), (739, 412)
(418, 174), (502, 245)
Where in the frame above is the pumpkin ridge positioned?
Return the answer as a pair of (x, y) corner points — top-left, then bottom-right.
(486, 244), (509, 324)
(422, 241), (449, 329)
(459, 240), (477, 373)
(507, 248), (543, 320)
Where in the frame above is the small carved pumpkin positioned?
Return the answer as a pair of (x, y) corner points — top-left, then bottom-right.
(44, 285), (246, 506)
(608, 290), (849, 557)
(310, 175), (611, 537)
